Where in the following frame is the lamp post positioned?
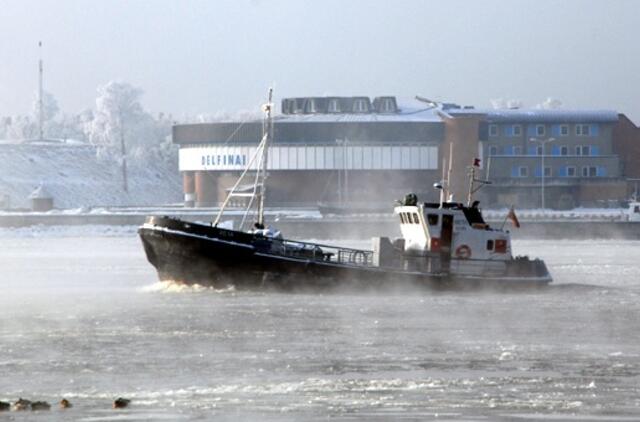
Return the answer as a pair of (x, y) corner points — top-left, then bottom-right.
(335, 138), (349, 205)
(529, 137), (556, 210)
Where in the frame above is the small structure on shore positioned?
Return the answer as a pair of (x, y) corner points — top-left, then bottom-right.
(60, 398), (72, 408)
(29, 184), (54, 211)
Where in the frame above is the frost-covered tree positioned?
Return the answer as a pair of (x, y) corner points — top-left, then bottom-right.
(29, 90), (59, 139)
(88, 81), (145, 191)
(4, 115), (37, 140)
(31, 90), (59, 123)
(87, 81), (173, 191)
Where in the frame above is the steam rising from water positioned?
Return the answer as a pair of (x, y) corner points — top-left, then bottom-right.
(1, 232), (639, 420)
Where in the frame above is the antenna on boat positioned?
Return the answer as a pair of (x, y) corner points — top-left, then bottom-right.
(466, 158), (492, 206)
(438, 156), (447, 208)
(212, 88), (274, 230)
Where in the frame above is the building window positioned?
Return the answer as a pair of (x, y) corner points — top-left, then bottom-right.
(486, 240), (494, 251)
(582, 166), (597, 177)
(513, 146), (522, 155)
(536, 125), (545, 136)
(513, 125), (522, 136)
(380, 98), (395, 113)
(544, 166), (552, 177)
(560, 125), (569, 136)
(560, 146), (568, 156)
(575, 145), (591, 156)
(306, 100), (317, 113)
(518, 166), (528, 177)
(536, 145), (543, 155)
(327, 99), (341, 113)
(489, 124), (498, 137)
(427, 214), (439, 225)
(567, 166), (576, 177)
(576, 124), (590, 136)
(489, 146), (498, 156)
(353, 99), (369, 113)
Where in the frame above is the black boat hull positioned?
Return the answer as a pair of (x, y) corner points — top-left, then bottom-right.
(138, 217), (552, 291)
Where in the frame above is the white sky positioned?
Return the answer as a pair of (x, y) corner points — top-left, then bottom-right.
(0, 0), (639, 122)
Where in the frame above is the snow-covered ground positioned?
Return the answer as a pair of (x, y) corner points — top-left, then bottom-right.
(0, 142), (181, 209)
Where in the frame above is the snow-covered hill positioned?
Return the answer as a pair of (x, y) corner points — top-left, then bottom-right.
(0, 141), (182, 208)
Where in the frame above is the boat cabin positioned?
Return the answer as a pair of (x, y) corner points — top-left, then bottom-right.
(394, 201), (512, 261)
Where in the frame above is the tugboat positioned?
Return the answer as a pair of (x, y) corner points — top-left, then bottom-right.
(138, 89), (552, 290)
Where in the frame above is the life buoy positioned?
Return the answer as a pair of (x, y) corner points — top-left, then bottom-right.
(455, 244), (472, 259)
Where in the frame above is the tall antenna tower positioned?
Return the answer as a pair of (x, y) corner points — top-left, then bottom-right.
(38, 41), (44, 141)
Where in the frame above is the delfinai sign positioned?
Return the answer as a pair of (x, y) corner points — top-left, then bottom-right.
(180, 146), (256, 171)
(179, 145), (438, 171)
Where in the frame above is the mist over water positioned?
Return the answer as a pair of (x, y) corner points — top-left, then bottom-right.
(1, 230), (639, 420)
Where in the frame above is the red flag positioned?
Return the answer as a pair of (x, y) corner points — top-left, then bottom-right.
(473, 158), (481, 167)
(507, 206), (520, 228)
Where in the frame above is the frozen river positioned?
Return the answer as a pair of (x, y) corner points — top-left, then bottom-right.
(1, 226), (639, 420)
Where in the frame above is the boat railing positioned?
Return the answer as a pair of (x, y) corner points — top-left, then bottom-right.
(276, 239), (373, 266)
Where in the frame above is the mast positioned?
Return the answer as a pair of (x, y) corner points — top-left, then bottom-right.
(466, 165), (476, 206)
(466, 158), (491, 206)
(256, 87), (273, 228)
(38, 41), (44, 141)
(212, 88), (273, 230)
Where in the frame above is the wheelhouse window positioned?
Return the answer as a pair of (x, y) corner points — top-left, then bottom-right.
(411, 213), (420, 224)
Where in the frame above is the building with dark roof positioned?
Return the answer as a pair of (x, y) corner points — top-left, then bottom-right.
(172, 96), (640, 209)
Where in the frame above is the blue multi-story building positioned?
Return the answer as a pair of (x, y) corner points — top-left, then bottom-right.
(477, 109), (629, 208)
